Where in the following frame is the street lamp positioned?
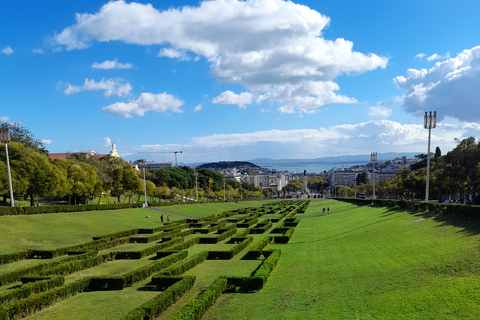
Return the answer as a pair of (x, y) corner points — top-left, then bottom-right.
(240, 180), (243, 200)
(354, 169), (358, 198)
(0, 128), (14, 207)
(194, 170), (198, 202)
(142, 159), (148, 208)
(222, 177), (226, 202)
(344, 174), (347, 198)
(424, 111), (437, 202)
(371, 152), (377, 200)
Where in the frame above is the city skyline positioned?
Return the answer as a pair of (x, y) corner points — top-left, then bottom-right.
(1, 0), (480, 163)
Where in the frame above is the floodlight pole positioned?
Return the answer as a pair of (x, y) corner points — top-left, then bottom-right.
(424, 111), (437, 202)
(142, 159), (148, 208)
(0, 128), (14, 207)
(194, 170), (198, 202)
(371, 152), (377, 200)
(344, 174), (347, 198)
(223, 177), (226, 202)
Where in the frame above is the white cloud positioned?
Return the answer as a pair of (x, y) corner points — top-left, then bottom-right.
(0, 116), (9, 122)
(52, 0), (388, 114)
(102, 137), (112, 147)
(212, 91), (253, 108)
(134, 120), (480, 162)
(394, 46), (480, 122)
(368, 104), (392, 119)
(92, 59), (133, 69)
(32, 48), (44, 54)
(64, 78), (132, 97)
(41, 139), (52, 145)
(103, 92), (184, 118)
(415, 53), (425, 59)
(158, 48), (190, 61)
(1, 46), (13, 55)
(194, 104), (203, 112)
(426, 52), (450, 61)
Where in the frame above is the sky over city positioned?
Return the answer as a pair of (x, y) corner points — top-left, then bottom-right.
(1, 0), (480, 164)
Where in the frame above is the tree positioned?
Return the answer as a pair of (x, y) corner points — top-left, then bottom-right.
(356, 171), (369, 185)
(0, 121), (47, 153)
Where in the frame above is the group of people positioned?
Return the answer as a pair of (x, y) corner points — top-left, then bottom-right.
(322, 207), (330, 215)
(160, 215), (170, 223)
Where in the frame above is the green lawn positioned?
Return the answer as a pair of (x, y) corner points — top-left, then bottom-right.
(203, 204), (480, 320)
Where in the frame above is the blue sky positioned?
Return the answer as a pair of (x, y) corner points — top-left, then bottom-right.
(1, 0), (480, 164)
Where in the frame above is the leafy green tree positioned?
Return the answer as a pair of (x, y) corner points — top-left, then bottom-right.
(0, 121), (47, 153)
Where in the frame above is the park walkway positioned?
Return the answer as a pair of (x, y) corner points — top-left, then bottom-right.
(145, 207), (196, 219)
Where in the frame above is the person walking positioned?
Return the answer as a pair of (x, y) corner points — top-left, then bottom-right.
(161, 215), (164, 223)
(323, 207), (325, 215)
(327, 207), (330, 214)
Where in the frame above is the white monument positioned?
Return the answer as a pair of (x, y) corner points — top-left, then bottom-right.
(109, 143), (120, 158)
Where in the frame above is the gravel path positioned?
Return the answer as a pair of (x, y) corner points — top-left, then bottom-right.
(145, 207), (196, 219)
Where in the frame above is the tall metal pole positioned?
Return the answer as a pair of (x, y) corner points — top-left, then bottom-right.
(194, 170), (198, 202)
(354, 170), (357, 198)
(142, 159), (148, 208)
(424, 111), (437, 202)
(1, 128), (14, 207)
(223, 177), (226, 202)
(371, 152), (377, 200)
(240, 182), (243, 200)
(344, 174), (347, 198)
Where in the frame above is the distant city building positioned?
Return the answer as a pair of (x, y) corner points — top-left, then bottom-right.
(144, 161), (174, 169)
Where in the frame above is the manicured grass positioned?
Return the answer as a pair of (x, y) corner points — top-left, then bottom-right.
(158, 200), (275, 217)
(203, 205), (480, 319)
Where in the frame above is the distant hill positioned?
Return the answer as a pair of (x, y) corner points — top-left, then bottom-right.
(199, 161), (260, 170)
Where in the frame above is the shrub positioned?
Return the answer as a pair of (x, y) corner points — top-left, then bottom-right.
(207, 237), (252, 260)
(0, 276), (65, 306)
(171, 276), (227, 320)
(159, 251), (209, 276)
(114, 237), (183, 259)
(252, 249), (281, 284)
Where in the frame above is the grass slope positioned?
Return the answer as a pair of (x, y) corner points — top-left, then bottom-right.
(203, 204), (480, 320)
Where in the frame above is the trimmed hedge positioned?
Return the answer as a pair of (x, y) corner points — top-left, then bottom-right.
(156, 238), (200, 258)
(252, 249), (281, 284)
(207, 237), (253, 260)
(250, 221), (272, 234)
(0, 203), (143, 216)
(159, 251), (208, 276)
(199, 227), (237, 244)
(0, 251), (98, 286)
(0, 278), (91, 320)
(93, 228), (139, 241)
(245, 236), (271, 259)
(270, 227), (295, 244)
(87, 251), (188, 291)
(0, 251), (30, 265)
(0, 275), (65, 306)
(170, 276), (227, 320)
(225, 276), (264, 293)
(114, 237), (183, 259)
(236, 218), (258, 228)
(38, 252), (114, 276)
(121, 276), (196, 320)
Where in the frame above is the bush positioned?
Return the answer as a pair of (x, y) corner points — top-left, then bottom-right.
(122, 276), (196, 320)
(114, 237), (183, 259)
(0, 276), (65, 306)
(207, 237), (252, 260)
(0, 251), (30, 265)
(171, 276), (227, 320)
(245, 236), (271, 259)
(252, 249), (281, 284)
(159, 251), (209, 276)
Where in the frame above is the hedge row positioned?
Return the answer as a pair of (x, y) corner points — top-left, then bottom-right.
(156, 238), (200, 258)
(38, 252), (114, 277)
(230, 228), (250, 239)
(0, 251), (98, 286)
(0, 277), (91, 320)
(170, 276), (227, 320)
(193, 222), (226, 234)
(237, 218), (258, 228)
(93, 228), (139, 241)
(198, 227), (237, 244)
(114, 237), (183, 259)
(0, 251), (30, 266)
(207, 237), (253, 260)
(270, 228), (295, 244)
(159, 251), (209, 276)
(224, 276), (264, 293)
(252, 249), (281, 284)
(283, 218), (300, 227)
(0, 275), (64, 306)
(0, 203), (143, 216)
(88, 251), (188, 291)
(245, 236), (271, 259)
(250, 221), (273, 234)
(121, 276), (196, 320)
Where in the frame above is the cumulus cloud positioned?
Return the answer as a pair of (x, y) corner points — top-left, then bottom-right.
(426, 52), (450, 61)
(194, 104), (203, 112)
(394, 46), (480, 122)
(368, 104), (392, 119)
(415, 53), (425, 59)
(32, 48), (44, 54)
(158, 48), (190, 61)
(1, 46), (13, 55)
(41, 139), (52, 145)
(0, 116), (9, 122)
(135, 120), (479, 162)
(64, 78), (132, 97)
(102, 137), (112, 147)
(92, 59), (132, 69)
(212, 91), (253, 108)
(103, 92), (184, 118)
(52, 0), (388, 114)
